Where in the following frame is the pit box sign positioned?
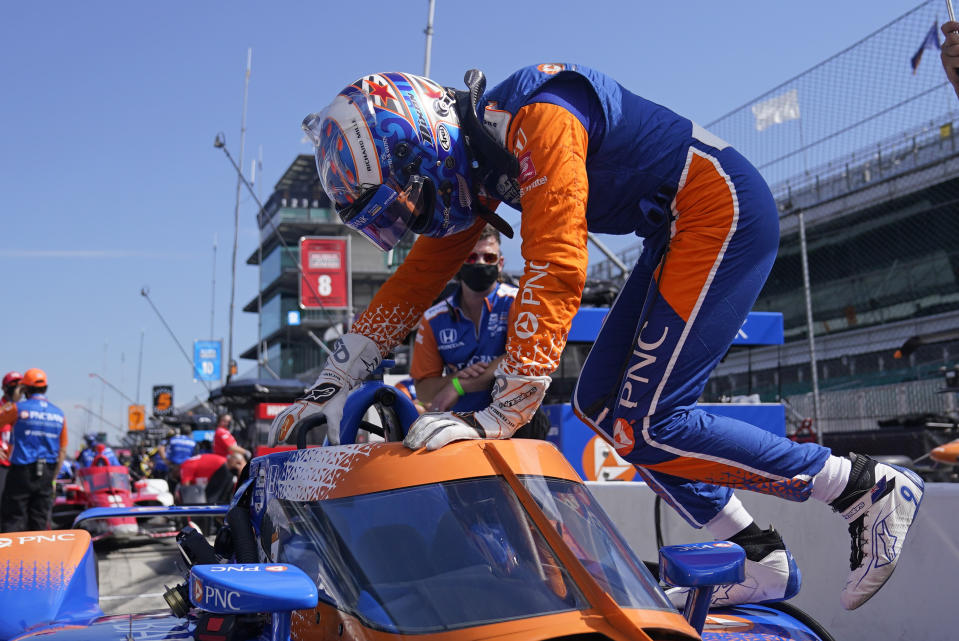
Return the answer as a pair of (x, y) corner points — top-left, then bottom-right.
(193, 339), (222, 382)
(128, 404), (146, 432)
(152, 385), (174, 417)
(299, 236), (351, 310)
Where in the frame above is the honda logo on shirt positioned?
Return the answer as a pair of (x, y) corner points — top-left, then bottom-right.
(438, 328), (458, 345)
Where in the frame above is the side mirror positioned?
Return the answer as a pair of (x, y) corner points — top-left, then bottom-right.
(659, 541), (745, 634)
(190, 563), (318, 641)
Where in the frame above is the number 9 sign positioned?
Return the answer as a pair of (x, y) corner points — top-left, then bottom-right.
(299, 236), (351, 310)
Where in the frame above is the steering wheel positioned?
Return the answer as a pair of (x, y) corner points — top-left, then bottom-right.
(294, 381), (421, 449)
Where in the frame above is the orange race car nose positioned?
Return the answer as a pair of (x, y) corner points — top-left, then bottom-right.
(930, 438), (959, 465)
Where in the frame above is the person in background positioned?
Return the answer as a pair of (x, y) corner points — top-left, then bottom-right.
(411, 225), (514, 412)
(177, 450), (245, 505)
(77, 433), (120, 468)
(0, 368), (67, 532)
(410, 225), (549, 439)
(275, 66), (924, 611)
(0, 371), (23, 523)
(158, 425), (197, 469)
(213, 413), (251, 459)
(941, 21), (959, 99)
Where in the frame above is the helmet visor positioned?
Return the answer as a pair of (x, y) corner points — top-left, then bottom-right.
(338, 175), (427, 251)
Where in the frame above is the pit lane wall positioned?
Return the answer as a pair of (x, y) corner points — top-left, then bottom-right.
(589, 480), (957, 641)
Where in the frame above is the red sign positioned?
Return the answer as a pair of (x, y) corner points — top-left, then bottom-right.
(255, 402), (292, 420)
(299, 236), (351, 310)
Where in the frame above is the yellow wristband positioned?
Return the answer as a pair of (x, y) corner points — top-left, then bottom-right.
(451, 377), (465, 396)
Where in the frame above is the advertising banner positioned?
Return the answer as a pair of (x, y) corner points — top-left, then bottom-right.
(299, 236), (351, 310)
(194, 340), (222, 382)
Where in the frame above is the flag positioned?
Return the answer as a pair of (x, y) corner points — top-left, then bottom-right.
(911, 21), (940, 73)
(751, 89), (800, 132)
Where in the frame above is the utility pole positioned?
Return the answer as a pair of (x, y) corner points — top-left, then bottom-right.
(227, 48), (252, 385)
(423, 0), (436, 77)
(136, 329), (144, 405)
(211, 233), (217, 340)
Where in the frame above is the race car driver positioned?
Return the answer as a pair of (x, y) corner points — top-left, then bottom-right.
(269, 66), (924, 611)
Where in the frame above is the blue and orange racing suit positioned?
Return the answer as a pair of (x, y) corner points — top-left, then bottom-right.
(351, 64), (830, 527)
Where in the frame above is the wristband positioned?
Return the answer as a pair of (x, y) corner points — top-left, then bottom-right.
(451, 377), (465, 397)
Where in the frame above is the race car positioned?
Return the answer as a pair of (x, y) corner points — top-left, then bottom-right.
(51, 463), (175, 541)
(0, 380), (834, 641)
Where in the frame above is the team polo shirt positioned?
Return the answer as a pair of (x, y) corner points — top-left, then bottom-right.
(411, 282), (517, 412)
(179, 453), (227, 485)
(2, 394), (67, 465)
(166, 434), (197, 465)
(213, 427), (237, 457)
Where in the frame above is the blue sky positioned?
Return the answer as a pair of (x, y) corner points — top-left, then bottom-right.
(0, 1), (929, 446)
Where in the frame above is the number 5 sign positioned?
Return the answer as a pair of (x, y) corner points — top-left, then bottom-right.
(299, 236), (351, 310)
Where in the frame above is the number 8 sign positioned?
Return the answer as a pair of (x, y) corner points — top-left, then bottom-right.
(299, 236), (351, 310)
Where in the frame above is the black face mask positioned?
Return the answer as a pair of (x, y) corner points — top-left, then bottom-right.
(458, 263), (499, 292)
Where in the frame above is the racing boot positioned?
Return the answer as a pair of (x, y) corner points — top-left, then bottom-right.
(666, 525), (801, 608)
(829, 453), (924, 610)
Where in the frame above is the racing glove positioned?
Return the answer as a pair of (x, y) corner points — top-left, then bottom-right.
(268, 333), (382, 446)
(403, 368), (550, 451)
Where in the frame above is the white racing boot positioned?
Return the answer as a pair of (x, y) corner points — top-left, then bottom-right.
(666, 526), (801, 608)
(830, 453), (924, 610)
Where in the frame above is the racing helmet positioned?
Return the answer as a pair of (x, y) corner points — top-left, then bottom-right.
(2, 371), (21, 389)
(22, 368), (47, 388)
(303, 72), (476, 251)
(84, 433), (98, 447)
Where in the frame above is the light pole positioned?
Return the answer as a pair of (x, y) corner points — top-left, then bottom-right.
(74, 404), (124, 440)
(89, 372), (137, 405)
(139, 286), (214, 395)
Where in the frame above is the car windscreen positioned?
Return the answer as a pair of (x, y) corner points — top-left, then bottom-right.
(275, 477), (587, 633)
(79, 470), (130, 493)
(520, 475), (672, 611)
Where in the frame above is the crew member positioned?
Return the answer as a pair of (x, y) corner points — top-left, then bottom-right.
(0, 371), (23, 523)
(270, 67), (924, 611)
(178, 450), (245, 505)
(158, 426), (197, 468)
(0, 368), (67, 532)
(77, 433), (120, 468)
(212, 413), (250, 459)
(411, 225), (548, 438)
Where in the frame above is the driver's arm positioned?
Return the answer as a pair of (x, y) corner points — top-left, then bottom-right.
(351, 219), (487, 355)
(502, 101), (589, 379)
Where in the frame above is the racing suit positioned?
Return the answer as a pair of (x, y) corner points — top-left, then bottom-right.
(0, 393), (68, 532)
(352, 64), (832, 528)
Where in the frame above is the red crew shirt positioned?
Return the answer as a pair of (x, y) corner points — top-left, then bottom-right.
(179, 453), (226, 485)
